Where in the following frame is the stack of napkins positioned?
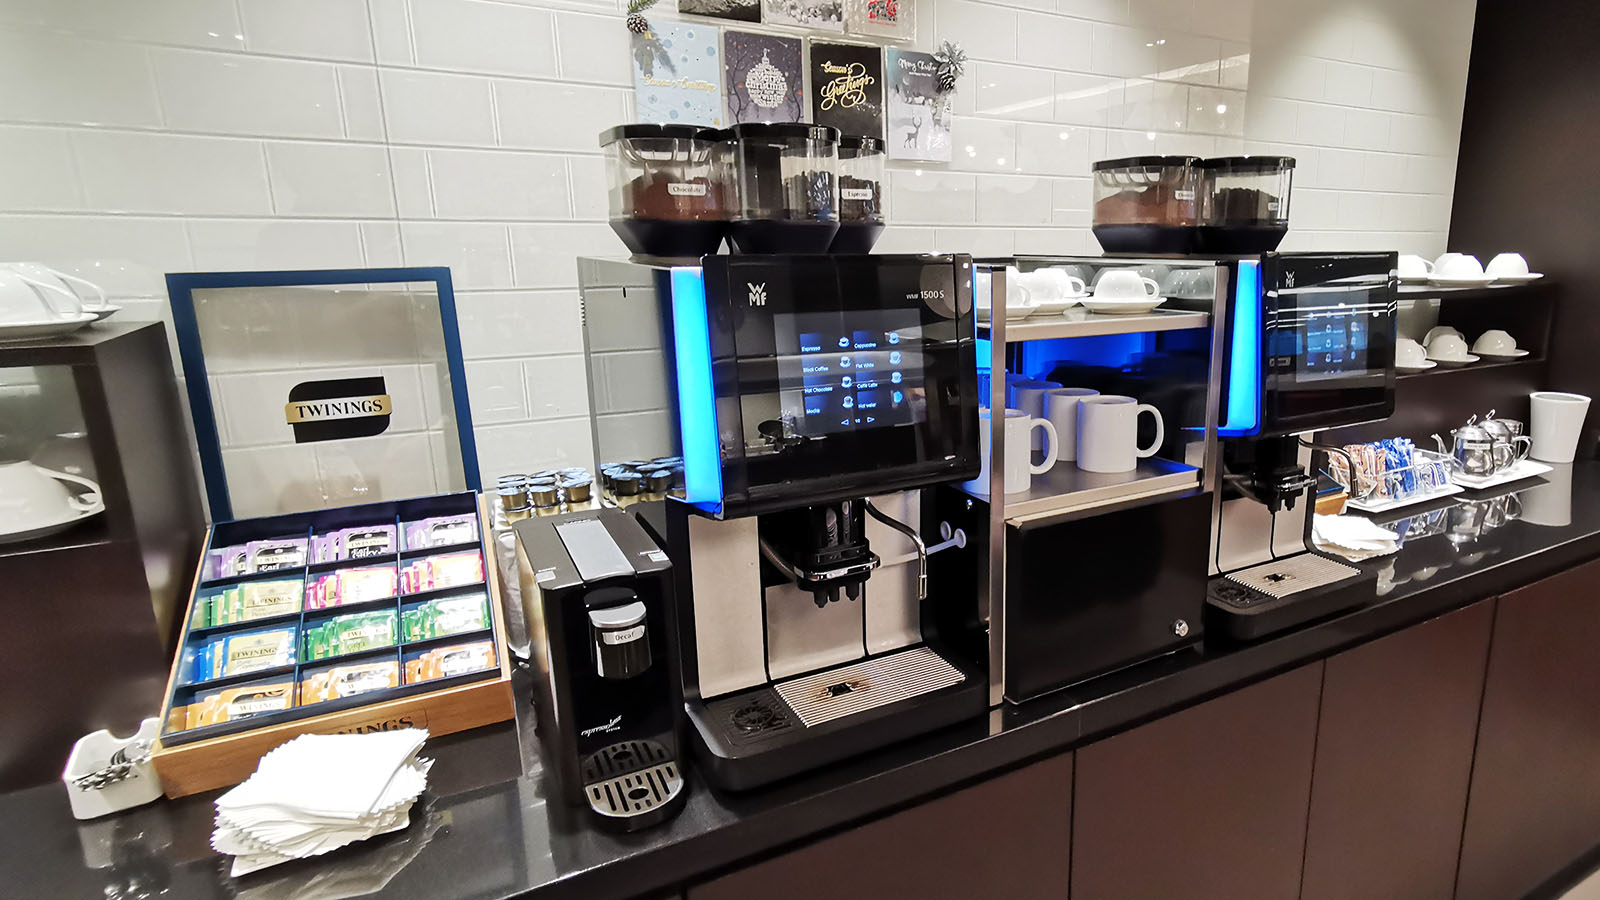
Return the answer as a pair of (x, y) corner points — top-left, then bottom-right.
(212, 729), (432, 877)
(1312, 513), (1401, 562)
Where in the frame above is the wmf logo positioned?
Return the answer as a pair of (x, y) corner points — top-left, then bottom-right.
(747, 282), (767, 307)
(284, 376), (392, 443)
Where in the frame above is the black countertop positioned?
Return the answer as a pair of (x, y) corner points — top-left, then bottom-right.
(10, 462), (1600, 900)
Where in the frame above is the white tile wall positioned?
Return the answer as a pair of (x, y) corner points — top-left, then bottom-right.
(0, 0), (1478, 490)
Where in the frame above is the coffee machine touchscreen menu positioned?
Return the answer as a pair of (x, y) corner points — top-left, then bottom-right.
(1295, 313), (1369, 380)
(775, 310), (925, 435)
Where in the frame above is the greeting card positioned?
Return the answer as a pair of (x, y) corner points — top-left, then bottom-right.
(808, 41), (884, 139)
(631, 21), (725, 127)
(725, 31), (805, 123)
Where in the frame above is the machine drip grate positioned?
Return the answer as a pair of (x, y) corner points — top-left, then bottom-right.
(1224, 554), (1361, 599)
(581, 739), (683, 819)
(773, 646), (964, 728)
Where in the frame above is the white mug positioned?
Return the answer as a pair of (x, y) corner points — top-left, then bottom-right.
(2, 262), (107, 312)
(1435, 253), (1485, 280)
(1077, 395), (1165, 473)
(1485, 252), (1530, 279)
(0, 269), (82, 324)
(1397, 254), (1433, 279)
(1472, 329), (1519, 356)
(1396, 337), (1429, 368)
(1426, 333), (1475, 362)
(0, 461), (104, 540)
(1424, 325), (1463, 345)
(1093, 269), (1161, 301)
(1433, 251), (1466, 271)
(1529, 391), (1592, 464)
(1045, 387), (1099, 462)
(974, 408), (1060, 494)
(1011, 380), (1061, 449)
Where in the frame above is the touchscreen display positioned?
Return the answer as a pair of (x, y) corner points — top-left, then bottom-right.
(774, 310), (926, 435)
(1301, 313), (1369, 379)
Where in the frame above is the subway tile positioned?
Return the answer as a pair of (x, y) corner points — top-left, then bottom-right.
(496, 81), (630, 151)
(567, 155), (610, 220)
(1259, 54), (1324, 102)
(0, 127), (84, 211)
(975, 175), (1053, 225)
(948, 118), (1019, 174)
(1241, 95), (1295, 142)
(380, 69), (497, 147)
(1099, 126), (1161, 158)
(1158, 33), (1222, 85)
(152, 49), (344, 138)
(1405, 153), (1457, 197)
(1190, 0), (1254, 43)
(1055, 0), (1128, 22)
(1015, 12), (1092, 72)
(368, 0), (415, 64)
(465, 359), (530, 423)
(1015, 123), (1092, 176)
(889, 170), (976, 225)
(1127, 0), (1190, 33)
(1089, 23), (1157, 78)
(1186, 85), (1243, 136)
(339, 66), (387, 141)
(1344, 14), (1414, 71)
(1290, 187), (1339, 229)
(240, 0), (373, 61)
(556, 12), (633, 85)
(1336, 190), (1386, 229)
(1218, 41), (1249, 89)
(388, 147), (435, 218)
(361, 222), (405, 267)
(1390, 113), (1445, 156)
(871, 226), (939, 254)
(454, 289), (585, 358)
(1313, 147), (1365, 190)
(429, 149), (571, 220)
(400, 222), (513, 288)
(0, 0), (244, 51)
(474, 418), (594, 482)
(524, 355), (591, 419)
(1161, 131), (1214, 156)
(0, 216), (192, 285)
(1050, 176), (1091, 225)
(935, 0), (1016, 61)
(1370, 67), (1429, 116)
(508, 223), (622, 287)
(968, 63), (1055, 122)
(265, 143), (396, 218)
(0, 31), (161, 127)
(410, 0), (558, 78)
(1054, 71), (1117, 126)
(187, 219), (367, 270)
(1323, 60), (1373, 108)
(1116, 78), (1188, 132)
(73, 130), (273, 216)
(933, 227), (1015, 257)
(1014, 227), (1088, 255)
(1344, 107), (1391, 151)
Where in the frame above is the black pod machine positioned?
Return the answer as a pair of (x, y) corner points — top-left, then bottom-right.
(514, 508), (687, 831)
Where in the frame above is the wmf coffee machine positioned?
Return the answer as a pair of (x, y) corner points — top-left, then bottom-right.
(577, 254), (987, 790)
(1199, 252), (1399, 639)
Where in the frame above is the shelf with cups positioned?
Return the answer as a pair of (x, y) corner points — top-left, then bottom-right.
(954, 455), (1203, 522)
(1398, 356), (1545, 380)
(978, 307), (1211, 343)
(1396, 279), (1556, 304)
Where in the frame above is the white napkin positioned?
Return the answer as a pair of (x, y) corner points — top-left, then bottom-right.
(212, 729), (432, 877)
(1312, 514), (1400, 561)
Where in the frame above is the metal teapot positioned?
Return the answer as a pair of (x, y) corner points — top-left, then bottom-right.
(1434, 421), (1498, 477)
(1478, 410), (1533, 472)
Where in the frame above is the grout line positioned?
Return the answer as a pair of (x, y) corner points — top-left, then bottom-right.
(259, 143), (278, 214)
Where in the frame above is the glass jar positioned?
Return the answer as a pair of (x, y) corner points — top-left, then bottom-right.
(727, 122), (840, 253)
(1090, 156), (1199, 253)
(831, 135), (887, 253)
(600, 124), (730, 257)
(1195, 156), (1296, 252)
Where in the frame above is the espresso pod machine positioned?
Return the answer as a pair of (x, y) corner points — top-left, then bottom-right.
(1202, 252), (1399, 639)
(576, 253), (987, 790)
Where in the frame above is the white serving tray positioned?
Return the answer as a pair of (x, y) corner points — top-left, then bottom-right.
(1346, 482), (1466, 514)
(1452, 458), (1553, 490)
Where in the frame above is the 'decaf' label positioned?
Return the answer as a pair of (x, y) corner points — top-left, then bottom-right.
(284, 376), (393, 443)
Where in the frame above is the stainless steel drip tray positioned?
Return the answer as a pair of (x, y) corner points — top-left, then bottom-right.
(688, 645), (986, 791)
(1225, 554), (1361, 598)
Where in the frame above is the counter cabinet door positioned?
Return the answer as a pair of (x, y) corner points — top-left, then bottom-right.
(1070, 663), (1323, 900)
(1458, 559), (1600, 900)
(687, 751), (1073, 900)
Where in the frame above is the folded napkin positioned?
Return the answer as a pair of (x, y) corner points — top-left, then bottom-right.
(1312, 514), (1400, 561)
(213, 729), (431, 877)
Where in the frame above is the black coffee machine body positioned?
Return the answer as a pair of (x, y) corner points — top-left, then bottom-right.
(514, 508), (686, 830)
(1202, 251), (1399, 639)
(576, 254), (989, 791)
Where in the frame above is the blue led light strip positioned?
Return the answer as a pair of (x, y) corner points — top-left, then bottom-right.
(1219, 259), (1263, 437)
(669, 267), (723, 514)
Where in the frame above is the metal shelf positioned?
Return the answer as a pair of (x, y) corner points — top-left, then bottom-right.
(1397, 357), (1543, 380)
(955, 455), (1203, 522)
(978, 307), (1210, 343)
(1396, 280), (1555, 305)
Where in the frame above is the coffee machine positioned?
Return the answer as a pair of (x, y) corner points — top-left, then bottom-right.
(1200, 252), (1399, 639)
(514, 507), (687, 830)
(577, 254), (987, 790)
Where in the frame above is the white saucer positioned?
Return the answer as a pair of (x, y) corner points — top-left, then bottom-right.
(1031, 295), (1088, 315)
(1427, 274), (1495, 287)
(978, 304), (1038, 323)
(0, 503), (103, 545)
(86, 305), (122, 322)
(1475, 348), (1529, 359)
(0, 312), (98, 341)
(1398, 274), (1432, 284)
(1491, 272), (1544, 284)
(1427, 353), (1479, 367)
(1081, 297), (1167, 315)
(1398, 360), (1438, 372)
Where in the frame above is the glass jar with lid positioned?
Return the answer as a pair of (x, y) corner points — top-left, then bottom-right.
(1195, 156), (1296, 252)
(600, 124), (731, 257)
(831, 135), (887, 253)
(727, 122), (840, 253)
(1090, 156), (1200, 253)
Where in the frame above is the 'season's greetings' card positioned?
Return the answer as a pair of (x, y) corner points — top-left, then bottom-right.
(886, 47), (950, 162)
(725, 30), (805, 123)
(632, 21), (725, 127)
(809, 41), (884, 139)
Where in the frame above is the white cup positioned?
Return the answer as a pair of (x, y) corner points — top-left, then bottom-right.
(1397, 255), (1433, 279)
(0, 461), (103, 538)
(1529, 391), (1592, 463)
(1016, 268), (1087, 302)
(1011, 380), (1061, 449)
(1077, 395), (1165, 474)
(2, 262), (107, 312)
(1435, 254), (1485, 280)
(1093, 269), (1161, 301)
(1396, 337), (1429, 368)
(974, 408), (1060, 494)
(1424, 325), (1463, 345)
(1472, 329), (1519, 356)
(1044, 388), (1100, 462)
(1426, 333), (1475, 362)
(1519, 462), (1573, 527)
(1485, 252), (1530, 279)
(0, 269), (83, 324)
